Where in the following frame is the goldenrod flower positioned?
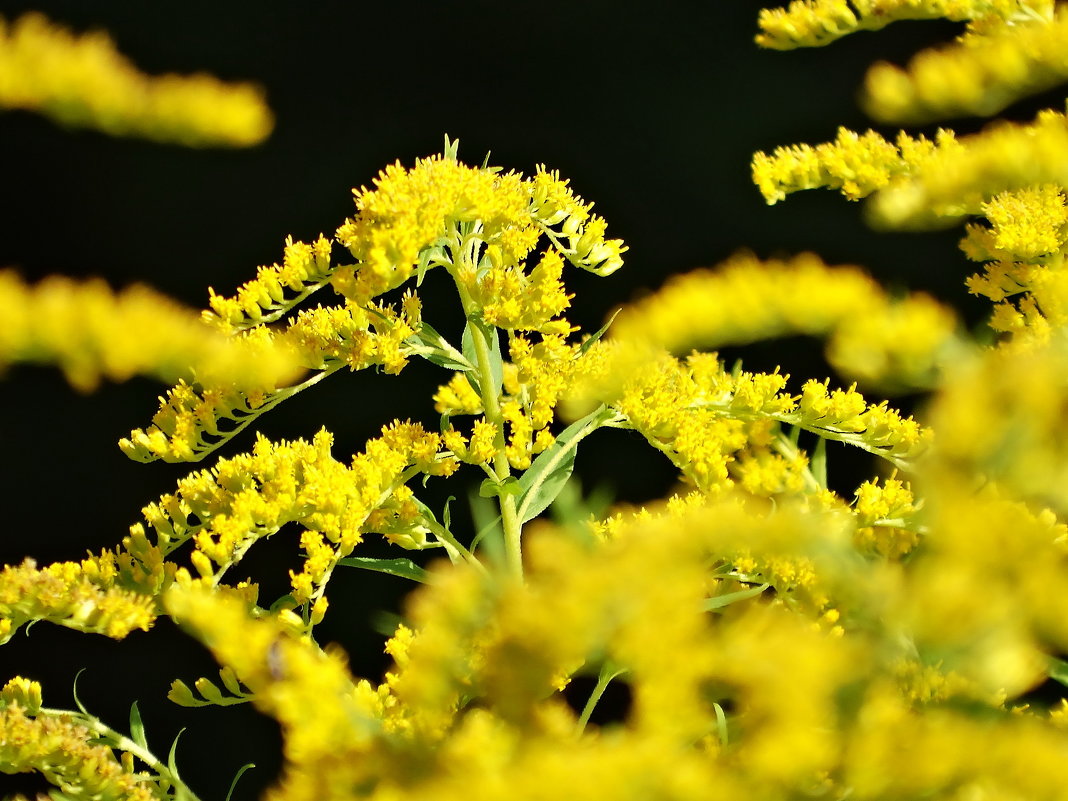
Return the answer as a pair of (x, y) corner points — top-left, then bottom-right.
(864, 6), (1068, 123)
(0, 270), (300, 392)
(0, 12), (272, 146)
(756, 0), (1051, 51)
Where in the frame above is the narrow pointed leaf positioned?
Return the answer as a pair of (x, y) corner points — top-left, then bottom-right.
(703, 583), (770, 612)
(225, 763), (256, 801)
(516, 405), (612, 524)
(129, 701), (148, 750)
(337, 556), (430, 584)
(167, 728), (185, 779)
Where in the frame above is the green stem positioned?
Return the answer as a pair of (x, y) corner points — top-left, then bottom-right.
(449, 251), (524, 580)
(40, 707), (201, 801)
(575, 661), (627, 736)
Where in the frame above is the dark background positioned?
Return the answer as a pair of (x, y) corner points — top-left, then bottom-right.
(0, 2), (1041, 799)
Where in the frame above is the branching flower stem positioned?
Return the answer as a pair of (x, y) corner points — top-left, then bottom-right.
(38, 706), (202, 801)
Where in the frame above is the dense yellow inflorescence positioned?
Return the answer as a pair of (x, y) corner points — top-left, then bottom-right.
(0, 12), (273, 146)
(13, 1), (1068, 796)
(0, 270), (301, 392)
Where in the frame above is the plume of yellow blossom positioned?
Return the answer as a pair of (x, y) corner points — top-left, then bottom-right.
(0, 12), (272, 146)
(751, 127), (962, 206)
(869, 107), (1068, 227)
(0, 699), (158, 801)
(202, 235), (340, 333)
(0, 270), (301, 392)
(164, 585), (384, 801)
(863, 5), (1068, 123)
(0, 556), (157, 644)
(120, 297), (418, 463)
(756, 0), (1051, 50)
(136, 425), (458, 616)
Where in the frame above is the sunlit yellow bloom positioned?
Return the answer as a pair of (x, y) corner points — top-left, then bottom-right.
(0, 270), (300, 393)
(434, 372), (484, 415)
(852, 475), (920, 557)
(611, 252), (884, 350)
(827, 293), (962, 390)
(203, 236), (338, 333)
(756, 0), (1051, 50)
(0, 700), (157, 801)
(0, 12), (272, 146)
(0, 556), (157, 644)
(121, 297), (418, 463)
(752, 127), (962, 205)
(980, 185), (1068, 261)
(863, 6), (1068, 123)
(869, 108), (1068, 227)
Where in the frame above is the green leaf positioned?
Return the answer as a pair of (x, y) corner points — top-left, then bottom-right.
(337, 556), (430, 584)
(462, 319), (503, 397)
(407, 320), (472, 372)
(129, 701), (148, 750)
(577, 308), (621, 358)
(516, 405), (611, 524)
(167, 728), (186, 780)
(1049, 656), (1068, 687)
(469, 492), (504, 564)
(811, 436), (828, 490)
(703, 583), (770, 612)
(443, 496), (455, 530)
(225, 763), (256, 801)
(72, 669), (90, 716)
(712, 701), (729, 746)
(479, 475), (521, 499)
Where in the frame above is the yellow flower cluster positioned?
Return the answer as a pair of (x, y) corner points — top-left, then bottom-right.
(0, 698), (157, 801)
(137, 425), (457, 614)
(0, 556), (157, 644)
(863, 4), (1068, 123)
(927, 336), (1068, 514)
(203, 236), (338, 333)
(164, 585), (384, 801)
(852, 475), (920, 556)
(334, 153), (623, 312)
(752, 126), (962, 205)
(583, 344), (929, 495)
(0, 270), (300, 392)
(601, 252), (960, 392)
(756, 0), (1050, 50)
(463, 248), (573, 333)
(870, 107), (1068, 227)
(0, 12), (273, 146)
(120, 295), (419, 463)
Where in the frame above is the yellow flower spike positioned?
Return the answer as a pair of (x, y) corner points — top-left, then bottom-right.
(0, 703), (157, 801)
(434, 372), (485, 415)
(123, 297), (422, 463)
(863, 7), (1068, 124)
(869, 108), (1068, 228)
(0, 677), (43, 715)
(981, 185), (1068, 261)
(164, 584), (381, 794)
(0, 557), (157, 643)
(609, 252), (885, 353)
(827, 292), (961, 390)
(203, 235), (339, 333)
(752, 127), (961, 206)
(0, 270), (300, 394)
(756, 0), (1049, 51)
(0, 12), (273, 146)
